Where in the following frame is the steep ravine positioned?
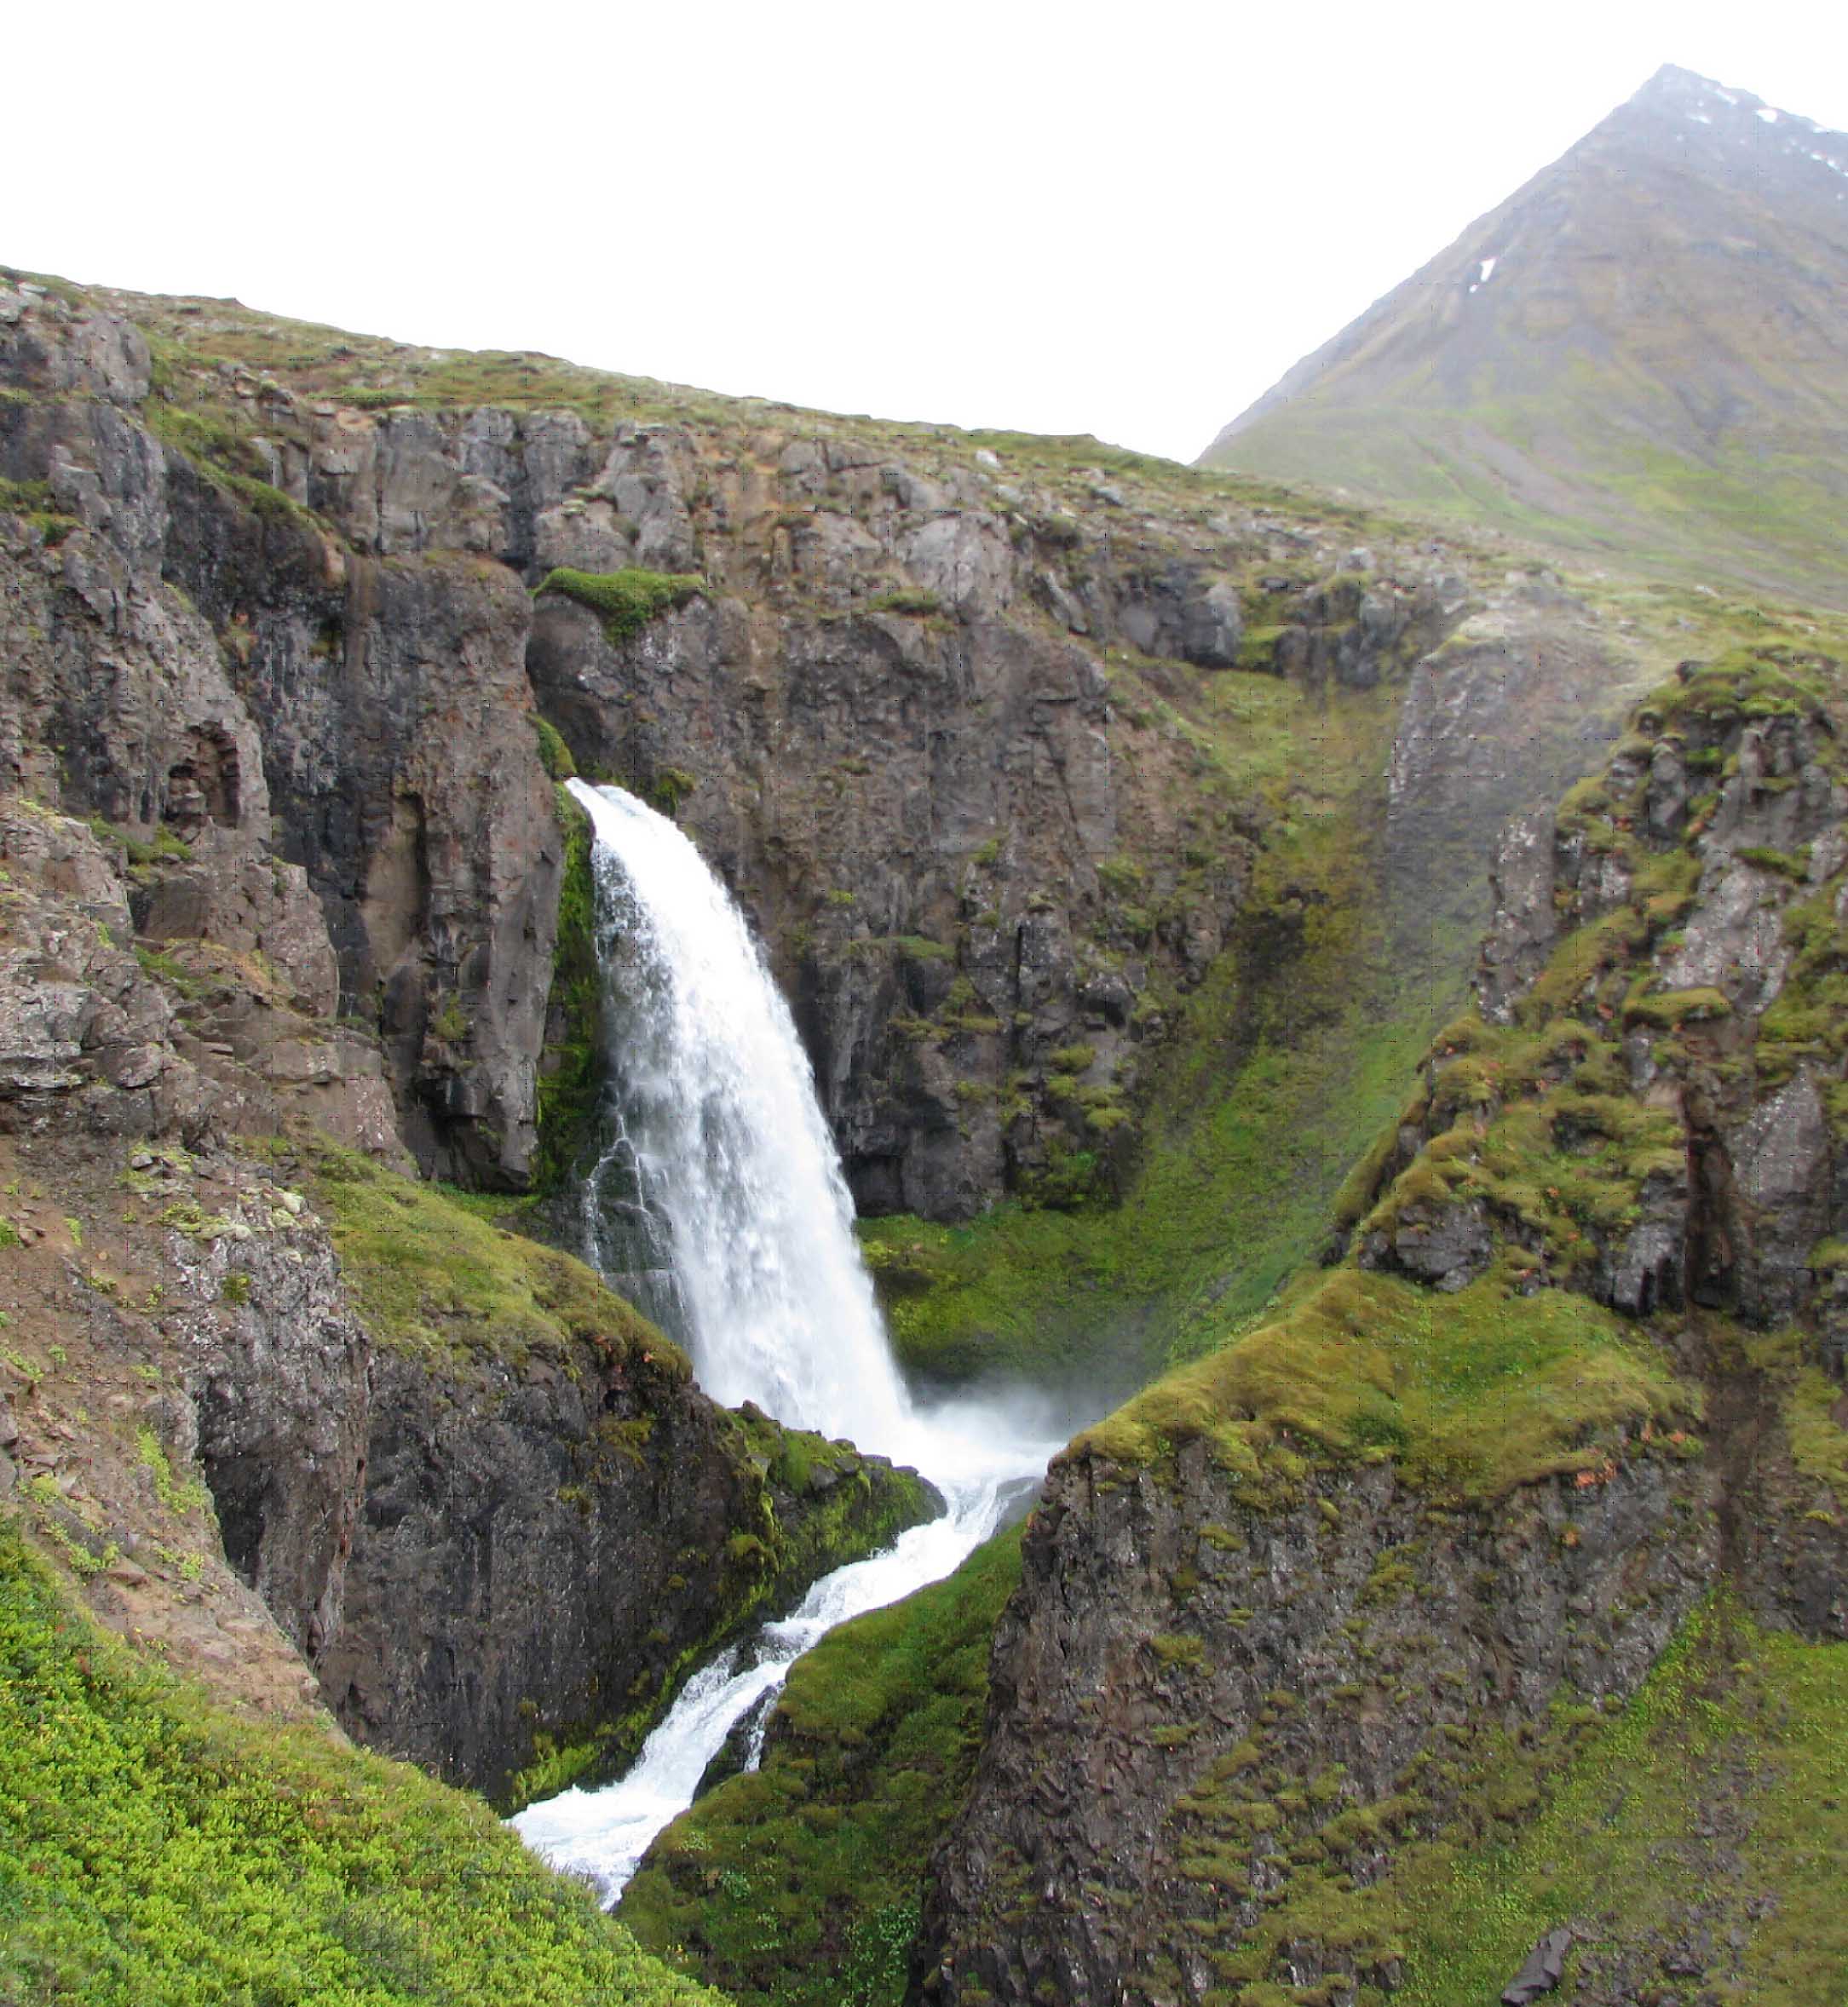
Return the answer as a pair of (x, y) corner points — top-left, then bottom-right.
(915, 643), (1848, 2007)
(6, 266), (1844, 2007)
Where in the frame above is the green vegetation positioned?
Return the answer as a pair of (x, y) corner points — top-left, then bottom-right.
(1395, 1604), (1848, 2006)
(533, 715), (578, 781)
(297, 1134), (675, 1374)
(537, 567), (707, 647)
(864, 664), (1471, 1388)
(1074, 1262), (1695, 1500)
(0, 477), (54, 514)
(135, 1429), (211, 1517)
(0, 1524), (722, 2007)
(86, 817), (193, 877)
(1786, 1365), (1848, 1510)
(868, 588), (941, 617)
(532, 785), (606, 1195)
(1155, 1597), (1848, 2006)
(622, 1530), (1023, 2007)
(1207, 378), (1848, 614)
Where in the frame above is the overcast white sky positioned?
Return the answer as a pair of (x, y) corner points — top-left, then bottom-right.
(9, 1), (1845, 463)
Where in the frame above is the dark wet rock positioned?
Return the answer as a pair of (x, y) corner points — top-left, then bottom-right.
(1362, 1194), (1494, 1290)
(695, 1684), (780, 1802)
(321, 1349), (936, 1804)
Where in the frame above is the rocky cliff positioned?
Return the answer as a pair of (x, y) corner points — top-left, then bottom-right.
(3, 272), (1651, 1239)
(916, 641), (1848, 2005)
(0, 790), (930, 1813)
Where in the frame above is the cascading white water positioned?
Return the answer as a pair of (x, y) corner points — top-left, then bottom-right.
(567, 779), (909, 1446)
(511, 781), (1057, 1902)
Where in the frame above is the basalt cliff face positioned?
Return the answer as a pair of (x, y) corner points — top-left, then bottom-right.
(2, 275), (1638, 1230)
(917, 647), (1848, 2005)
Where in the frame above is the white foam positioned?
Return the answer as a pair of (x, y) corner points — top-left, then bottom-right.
(509, 782), (1062, 1904)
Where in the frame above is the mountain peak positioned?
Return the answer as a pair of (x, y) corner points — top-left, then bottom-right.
(1198, 66), (1848, 608)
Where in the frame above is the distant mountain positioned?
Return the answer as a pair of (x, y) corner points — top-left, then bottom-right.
(1200, 66), (1848, 607)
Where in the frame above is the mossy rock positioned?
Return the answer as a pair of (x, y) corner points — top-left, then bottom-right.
(536, 566), (706, 647)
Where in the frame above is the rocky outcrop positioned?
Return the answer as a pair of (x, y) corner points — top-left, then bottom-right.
(324, 1336), (935, 1806)
(183, 1193), (371, 1662)
(919, 1441), (1711, 2006)
(917, 643), (1848, 2005)
(2, 296), (564, 1188)
(1438, 653), (1848, 1332)
(1385, 574), (1637, 960)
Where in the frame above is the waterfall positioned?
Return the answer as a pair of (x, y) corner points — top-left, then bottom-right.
(567, 779), (909, 1447)
(511, 781), (1057, 1902)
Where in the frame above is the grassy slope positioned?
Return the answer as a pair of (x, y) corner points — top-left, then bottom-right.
(0, 1526), (723, 2007)
(862, 644), (1471, 1395)
(1397, 1603), (1848, 2005)
(1074, 1261), (1698, 1503)
(1213, 400), (1848, 612)
(619, 1529), (1023, 2007)
(295, 1130), (682, 1372)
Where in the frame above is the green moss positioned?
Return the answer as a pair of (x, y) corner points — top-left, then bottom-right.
(621, 1529), (1022, 2007)
(1621, 984), (1731, 1031)
(1074, 1264), (1695, 1501)
(0, 476), (55, 514)
(653, 766), (698, 816)
(1783, 1362), (1848, 1509)
(533, 716), (578, 781)
(1236, 624), (1290, 671)
(1395, 1604), (1848, 2006)
(1517, 908), (1646, 1027)
(868, 588), (941, 617)
(89, 818), (194, 875)
(0, 1523), (722, 2007)
(297, 1134), (677, 1375)
(340, 384), (407, 410)
(537, 566), (706, 647)
(532, 785), (604, 1196)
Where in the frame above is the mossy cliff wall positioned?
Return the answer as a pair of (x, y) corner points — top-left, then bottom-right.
(3, 273), (1652, 1235)
(914, 643), (1848, 2007)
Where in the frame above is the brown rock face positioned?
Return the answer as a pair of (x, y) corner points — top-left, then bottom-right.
(2, 321), (559, 1185)
(917, 1445), (1711, 2007)
(8, 279), (1643, 1221)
